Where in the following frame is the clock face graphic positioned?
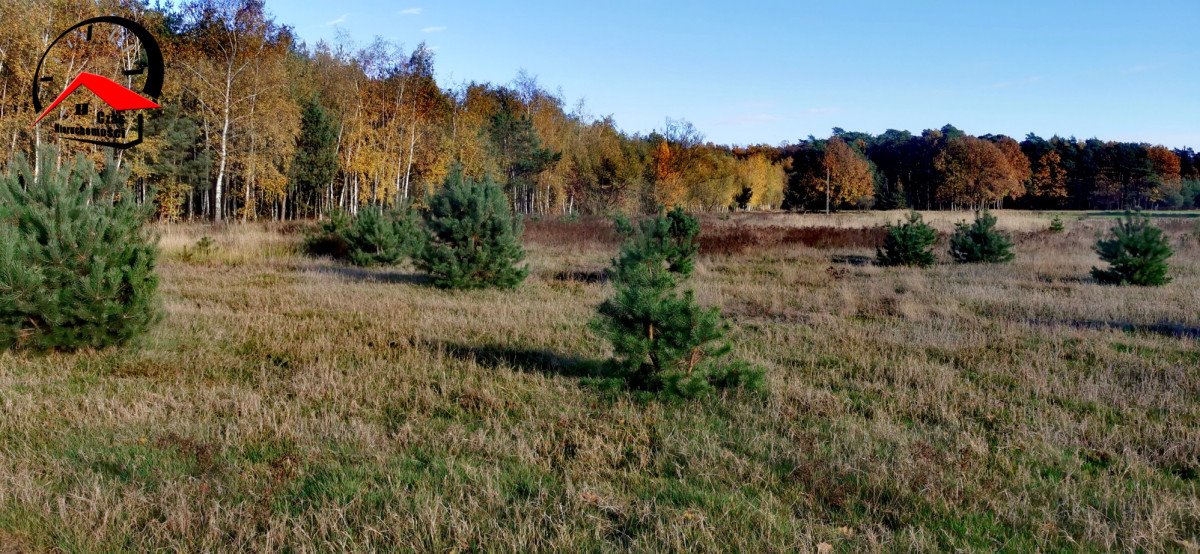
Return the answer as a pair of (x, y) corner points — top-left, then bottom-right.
(31, 16), (164, 149)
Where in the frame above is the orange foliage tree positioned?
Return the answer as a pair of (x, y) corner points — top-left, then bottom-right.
(819, 137), (873, 212)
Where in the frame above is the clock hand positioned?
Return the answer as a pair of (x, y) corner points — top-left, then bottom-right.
(123, 61), (147, 76)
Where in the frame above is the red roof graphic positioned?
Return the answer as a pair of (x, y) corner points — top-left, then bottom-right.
(34, 72), (160, 125)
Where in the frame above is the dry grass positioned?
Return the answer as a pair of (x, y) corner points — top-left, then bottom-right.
(0, 211), (1197, 551)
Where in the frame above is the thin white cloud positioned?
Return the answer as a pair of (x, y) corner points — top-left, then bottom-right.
(421, 26), (447, 33)
(325, 13), (348, 26)
(399, 7), (422, 15)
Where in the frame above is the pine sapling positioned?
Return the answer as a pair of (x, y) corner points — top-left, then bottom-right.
(303, 209), (352, 259)
(344, 205), (422, 267)
(1091, 211), (1172, 286)
(949, 209), (1015, 263)
(592, 207), (764, 399)
(417, 167), (527, 289)
(877, 210), (937, 267)
(0, 150), (160, 351)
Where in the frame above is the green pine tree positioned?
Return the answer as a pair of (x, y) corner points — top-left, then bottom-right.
(344, 205), (423, 267)
(303, 209), (351, 259)
(290, 96), (339, 217)
(1049, 215), (1065, 233)
(488, 95), (561, 211)
(145, 100), (210, 220)
(877, 211), (938, 267)
(1091, 211), (1172, 286)
(949, 209), (1015, 263)
(875, 179), (907, 210)
(416, 167), (528, 289)
(0, 150), (160, 351)
(592, 207), (764, 399)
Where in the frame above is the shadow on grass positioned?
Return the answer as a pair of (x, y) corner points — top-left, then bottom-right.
(436, 341), (605, 379)
(1083, 211), (1200, 219)
(1027, 318), (1200, 339)
(310, 263), (429, 285)
(830, 254), (874, 266)
(551, 268), (608, 284)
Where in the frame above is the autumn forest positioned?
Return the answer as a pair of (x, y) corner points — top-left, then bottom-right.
(2, 0), (1198, 223)
(4, 0), (1200, 550)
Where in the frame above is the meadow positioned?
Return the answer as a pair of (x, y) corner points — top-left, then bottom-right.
(0, 210), (1197, 551)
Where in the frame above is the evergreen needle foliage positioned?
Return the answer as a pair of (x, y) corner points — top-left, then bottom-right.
(302, 209), (352, 259)
(949, 209), (1015, 263)
(877, 211), (938, 267)
(290, 97), (339, 217)
(1091, 211), (1172, 286)
(417, 167), (527, 289)
(0, 150), (160, 351)
(343, 206), (422, 267)
(1049, 215), (1065, 233)
(592, 207), (764, 399)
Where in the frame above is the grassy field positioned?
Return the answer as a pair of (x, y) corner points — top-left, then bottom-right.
(1, 210), (1197, 551)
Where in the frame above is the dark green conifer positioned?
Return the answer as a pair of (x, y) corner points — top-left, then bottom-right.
(417, 167), (527, 289)
(592, 207), (764, 399)
(1091, 211), (1172, 286)
(0, 150), (160, 351)
(877, 211), (938, 267)
(290, 97), (339, 217)
(949, 209), (1015, 263)
(344, 205), (422, 267)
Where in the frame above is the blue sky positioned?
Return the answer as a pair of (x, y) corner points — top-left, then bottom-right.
(267, 0), (1200, 148)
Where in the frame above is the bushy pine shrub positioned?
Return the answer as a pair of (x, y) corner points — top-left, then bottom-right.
(179, 236), (216, 264)
(302, 209), (351, 259)
(1091, 211), (1172, 286)
(949, 209), (1014, 263)
(343, 205), (422, 267)
(417, 167), (527, 289)
(0, 151), (160, 351)
(591, 207), (764, 399)
(302, 207), (421, 267)
(877, 211), (937, 267)
(1049, 215), (1065, 233)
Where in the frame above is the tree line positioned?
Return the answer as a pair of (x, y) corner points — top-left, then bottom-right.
(1, 1), (1196, 222)
(781, 127), (1200, 212)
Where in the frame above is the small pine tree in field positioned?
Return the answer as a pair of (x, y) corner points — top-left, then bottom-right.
(344, 205), (422, 267)
(877, 211), (937, 267)
(591, 207), (764, 399)
(417, 167), (527, 289)
(0, 151), (160, 351)
(1091, 211), (1172, 286)
(949, 210), (1014, 263)
(302, 209), (351, 259)
(1049, 215), (1065, 233)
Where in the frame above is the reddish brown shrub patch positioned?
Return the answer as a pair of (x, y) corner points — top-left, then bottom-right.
(523, 217), (620, 247)
(699, 226), (890, 255)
